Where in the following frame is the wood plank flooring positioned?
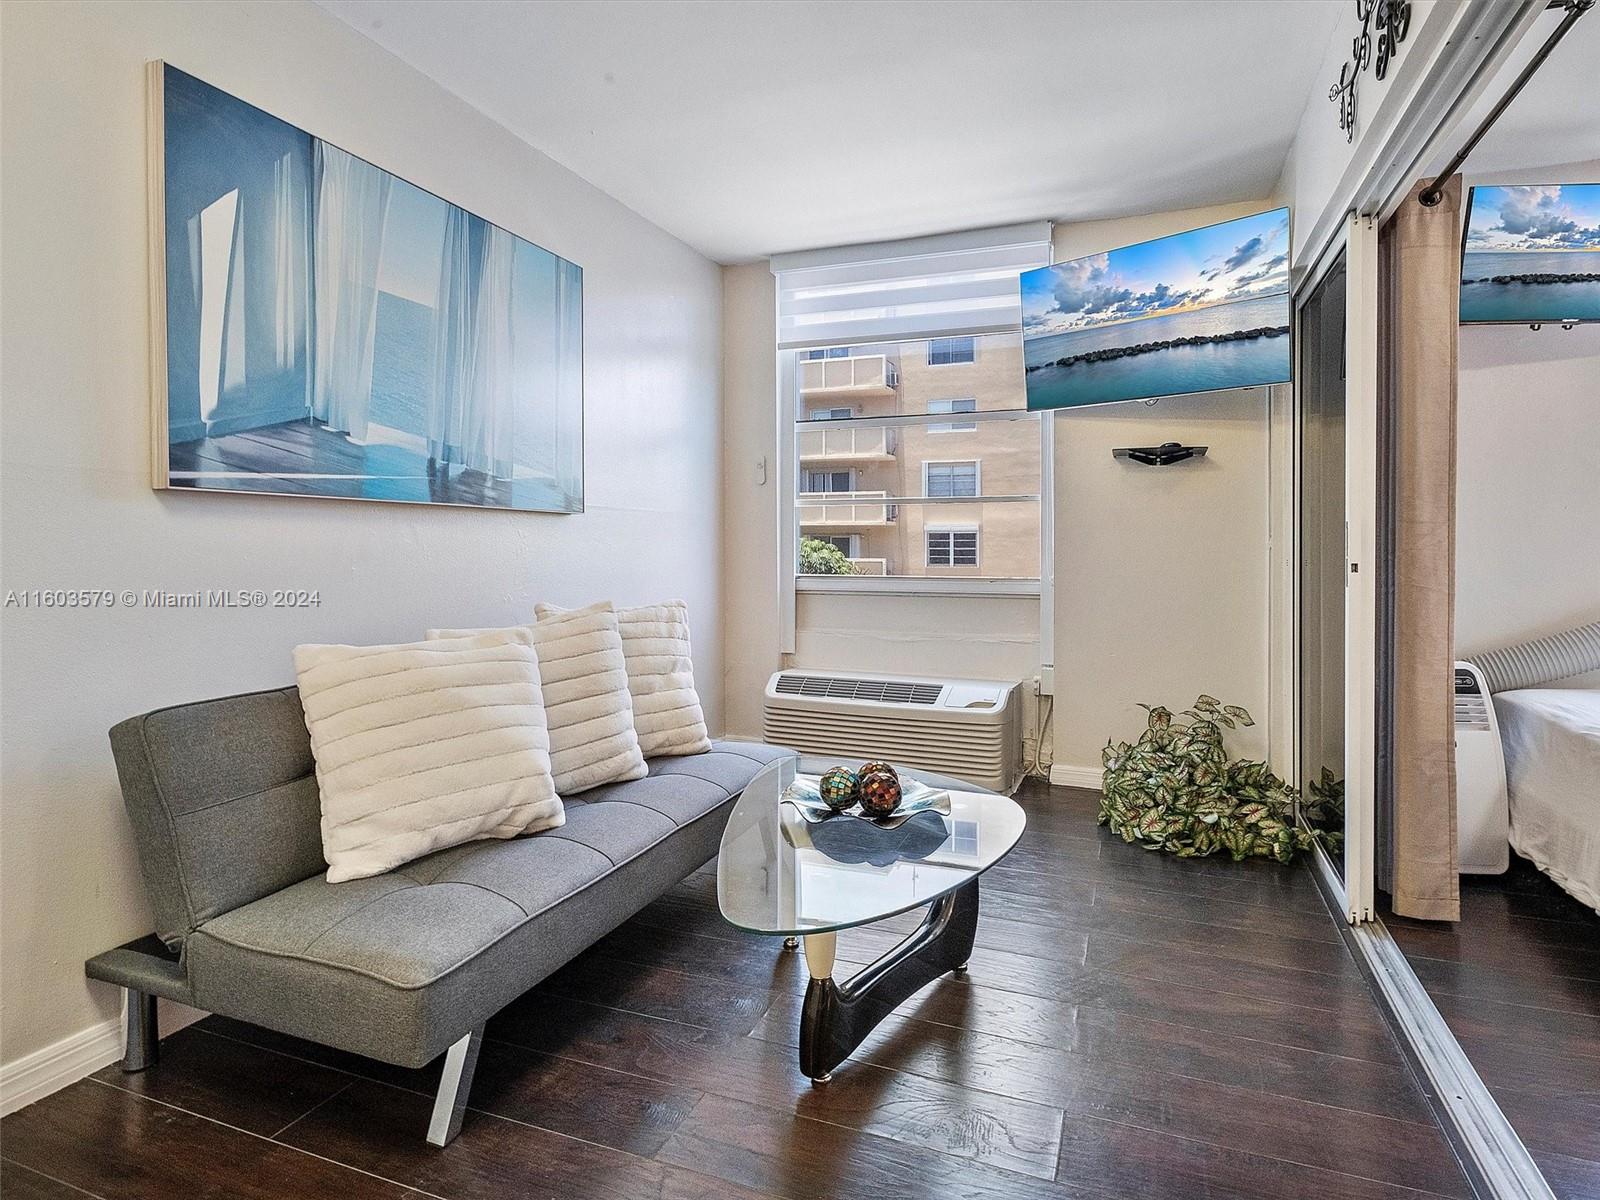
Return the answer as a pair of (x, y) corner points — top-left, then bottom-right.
(1384, 855), (1600, 1200)
(2, 782), (1474, 1199)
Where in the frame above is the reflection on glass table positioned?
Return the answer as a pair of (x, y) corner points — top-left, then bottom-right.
(716, 754), (1026, 1083)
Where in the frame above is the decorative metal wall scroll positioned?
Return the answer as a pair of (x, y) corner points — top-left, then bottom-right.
(1329, 0), (1412, 142)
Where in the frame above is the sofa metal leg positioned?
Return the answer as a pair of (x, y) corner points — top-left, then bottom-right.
(123, 989), (159, 1072)
(425, 1025), (483, 1147)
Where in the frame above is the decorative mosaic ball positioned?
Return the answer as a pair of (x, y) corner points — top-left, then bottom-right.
(858, 768), (903, 817)
(858, 760), (895, 779)
(819, 766), (859, 811)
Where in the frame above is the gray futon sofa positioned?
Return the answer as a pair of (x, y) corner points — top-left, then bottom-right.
(84, 685), (793, 1145)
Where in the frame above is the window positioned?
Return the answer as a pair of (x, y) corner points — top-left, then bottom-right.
(815, 534), (860, 556)
(774, 223), (1051, 590)
(927, 528), (979, 567)
(927, 336), (975, 366)
(925, 460), (979, 497)
(927, 397), (977, 432)
(802, 469), (852, 493)
(788, 332), (1040, 583)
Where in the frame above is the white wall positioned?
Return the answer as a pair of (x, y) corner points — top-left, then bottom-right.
(793, 592), (1041, 720)
(1277, 1), (1468, 265)
(1456, 323), (1600, 682)
(1050, 394), (1271, 771)
(1049, 203), (1276, 775)
(0, 0), (724, 1075)
(721, 262), (782, 739)
(1454, 160), (1600, 682)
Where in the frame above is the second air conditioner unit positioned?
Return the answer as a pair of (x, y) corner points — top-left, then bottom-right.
(1454, 661), (1509, 874)
(762, 670), (1023, 794)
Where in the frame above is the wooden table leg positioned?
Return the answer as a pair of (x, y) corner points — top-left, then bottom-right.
(797, 877), (979, 1083)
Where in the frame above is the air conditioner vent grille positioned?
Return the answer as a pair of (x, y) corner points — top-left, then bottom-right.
(764, 670), (1020, 792)
(1454, 695), (1491, 733)
(774, 673), (943, 705)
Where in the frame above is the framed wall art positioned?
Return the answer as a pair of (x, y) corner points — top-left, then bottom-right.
(148, 62), (583, 512)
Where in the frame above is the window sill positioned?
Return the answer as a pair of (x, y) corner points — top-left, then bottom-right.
(795, 576), (1041, 598)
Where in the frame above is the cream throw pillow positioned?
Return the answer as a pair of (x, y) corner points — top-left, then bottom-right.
(536, 600), (711, 759)
(428, 606), (647, 795)
(293, 630), (561, 884)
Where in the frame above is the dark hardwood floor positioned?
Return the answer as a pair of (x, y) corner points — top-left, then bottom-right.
(1384, 855), (1600, 1200)
(2, 783), (1475, 1199)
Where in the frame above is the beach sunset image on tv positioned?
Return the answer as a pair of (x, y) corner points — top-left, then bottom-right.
(1461, 184), (1600, 325)
(1021, 208), (1291, 410)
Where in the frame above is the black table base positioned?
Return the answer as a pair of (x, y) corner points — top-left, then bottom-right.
(797, 877), (979, 1082)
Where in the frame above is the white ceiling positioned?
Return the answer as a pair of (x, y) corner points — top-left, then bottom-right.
(317, 0), (1343, 263)
(1453, 5), (1600, 178)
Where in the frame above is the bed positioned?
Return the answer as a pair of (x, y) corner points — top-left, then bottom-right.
(1492, 688), (1600, 913)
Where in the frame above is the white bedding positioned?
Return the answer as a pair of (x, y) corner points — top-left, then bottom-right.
(1493, 688), (1600, 913)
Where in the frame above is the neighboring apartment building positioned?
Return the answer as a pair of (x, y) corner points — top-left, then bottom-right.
(797, 332), (1040, 579)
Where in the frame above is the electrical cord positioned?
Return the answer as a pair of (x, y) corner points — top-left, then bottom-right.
(1026, 691), (1055, 780)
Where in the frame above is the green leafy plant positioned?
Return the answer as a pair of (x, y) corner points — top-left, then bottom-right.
(1100, 695), (1313, 863)
(798, 536), (858, 576)
(1301, 766), (1346, 854)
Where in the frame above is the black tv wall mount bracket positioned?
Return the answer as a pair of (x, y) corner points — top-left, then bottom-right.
(1112, 442), (1209, 466)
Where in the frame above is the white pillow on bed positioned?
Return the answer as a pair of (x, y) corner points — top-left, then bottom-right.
(428, 605), (647, 795)
(294, 629), (560, 884)
(536, 600), (712, 760)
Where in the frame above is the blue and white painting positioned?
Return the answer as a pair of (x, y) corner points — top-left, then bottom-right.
(1461, 184), (1600, 325)
(157, 64), (583, 511)
(1020, 208), (1291, 409)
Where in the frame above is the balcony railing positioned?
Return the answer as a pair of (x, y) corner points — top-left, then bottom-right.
(799, 354), (899, 398)
(798, 490), (897, 528)
(797, 425), (897, 462)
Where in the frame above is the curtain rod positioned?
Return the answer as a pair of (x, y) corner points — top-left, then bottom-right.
(1419, 0), (1593, 206)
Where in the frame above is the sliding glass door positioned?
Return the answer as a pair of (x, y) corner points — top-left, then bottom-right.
(1297, 253), (1348, 875)
(1292, 213), (1380, 922)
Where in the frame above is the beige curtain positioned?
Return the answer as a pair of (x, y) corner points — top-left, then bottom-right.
(1378, 178), (1460, 921)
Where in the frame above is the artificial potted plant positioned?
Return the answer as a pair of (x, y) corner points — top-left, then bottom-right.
(1100, 695), (1313, 863)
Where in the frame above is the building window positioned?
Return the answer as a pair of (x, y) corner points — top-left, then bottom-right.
(777, 225), (1049, 590)
(815, 534), (860, 556)
(802, 468), (852, 494)
(924, 460), (979, 498)
(927, 336), (975, 366)
(927, 528), (979, 567)
(789, 331), (1039, 585)
(927, 397), (977, 432)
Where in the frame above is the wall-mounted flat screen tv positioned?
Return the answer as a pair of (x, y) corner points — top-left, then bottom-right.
(1021, 207), (1291, 410)
(1461, 184), (1600, 324)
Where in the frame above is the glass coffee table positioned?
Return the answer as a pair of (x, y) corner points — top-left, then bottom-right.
(717, 755), (1026, 1082)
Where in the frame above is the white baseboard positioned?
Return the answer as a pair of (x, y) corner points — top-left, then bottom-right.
(1049, 763), (1104, 790)
(0, 996), (206, 1117)
(0, 1016), (122, 1116)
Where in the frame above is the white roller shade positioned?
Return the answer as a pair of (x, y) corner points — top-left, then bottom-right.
(772, 222), (1052, 350)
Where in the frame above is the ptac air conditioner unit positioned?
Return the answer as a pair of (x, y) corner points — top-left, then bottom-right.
(762, 670), (1022, 794)
(1454, 661), (1509, 874)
